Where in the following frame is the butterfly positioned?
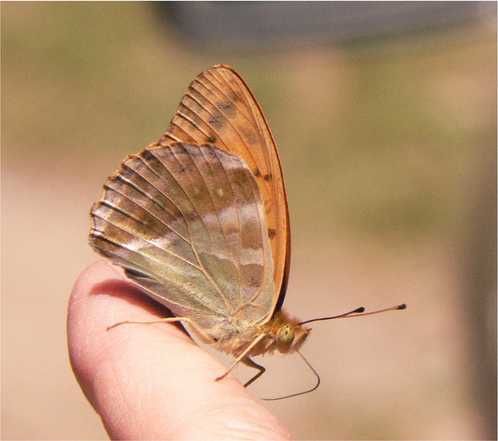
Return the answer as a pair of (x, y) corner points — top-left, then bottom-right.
(89, 65), (406, 399)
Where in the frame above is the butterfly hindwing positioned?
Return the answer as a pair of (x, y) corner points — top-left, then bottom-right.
(90, 143), (275, 338)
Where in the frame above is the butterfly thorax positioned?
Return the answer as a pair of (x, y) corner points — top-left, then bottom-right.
(215, 310), (310, 357)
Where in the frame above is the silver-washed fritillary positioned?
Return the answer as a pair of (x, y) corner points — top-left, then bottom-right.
(89, 65), (406, 399)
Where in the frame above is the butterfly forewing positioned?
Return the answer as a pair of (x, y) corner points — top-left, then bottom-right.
(151, 65), (290, 304)
(90, 143), (275, 338)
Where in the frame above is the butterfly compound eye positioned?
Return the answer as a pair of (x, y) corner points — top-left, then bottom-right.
(277, 324), (295, 345)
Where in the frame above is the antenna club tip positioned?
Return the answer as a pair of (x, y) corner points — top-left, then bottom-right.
(397, 303), (407, 310)
(356, 306), (366, 313)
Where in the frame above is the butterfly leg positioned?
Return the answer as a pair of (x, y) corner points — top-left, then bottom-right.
(107, 317), (215, 344)
(216, 333), (267, 382)
(242, 357), (266, 388)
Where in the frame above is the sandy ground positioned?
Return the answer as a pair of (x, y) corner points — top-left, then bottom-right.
(3, 163), (492, 439)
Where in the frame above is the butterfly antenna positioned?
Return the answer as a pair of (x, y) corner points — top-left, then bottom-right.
(262, 350), (320, 401)
(298, 303), (406, 326)
(298, 306), (365, 325)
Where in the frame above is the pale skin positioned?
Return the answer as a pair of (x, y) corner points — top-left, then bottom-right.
(67, 261), (290, 440)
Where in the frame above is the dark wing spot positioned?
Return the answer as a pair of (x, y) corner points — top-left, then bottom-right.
(253, 169), (261, 177)
(208, 112), (224, 129)
(207, 135), (216, 143)
(218, 101), (235, 117)
(141, 149), (156, 162)
(229, 90), (241, 102)
(241, 126), (257, 145)
(263, 173), (272, 181)
(268, 228), (276, 239)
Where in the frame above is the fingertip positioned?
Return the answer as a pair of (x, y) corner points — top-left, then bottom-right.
(67, 261), (290, 440)
(67, 260), (179, 409)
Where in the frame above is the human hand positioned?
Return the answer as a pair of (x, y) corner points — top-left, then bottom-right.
(67, 261), (290, 440)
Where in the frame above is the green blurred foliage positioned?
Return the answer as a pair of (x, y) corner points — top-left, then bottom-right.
(3, 3), (495, 241)
(2, 3), (496, 440)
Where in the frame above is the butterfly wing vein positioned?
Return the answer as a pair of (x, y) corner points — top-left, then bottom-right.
(90, 143), (275, 339)
(152, 65), (290, 301)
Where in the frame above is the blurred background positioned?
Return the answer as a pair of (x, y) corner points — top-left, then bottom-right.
(2, 2), (496, 439)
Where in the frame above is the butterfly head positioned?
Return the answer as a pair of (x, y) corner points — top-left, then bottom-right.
(275, 322), (309, 353)
(269, 311), (310, 354)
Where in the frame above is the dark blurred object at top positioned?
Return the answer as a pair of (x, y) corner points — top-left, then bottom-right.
(156, 2), (495, 50)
